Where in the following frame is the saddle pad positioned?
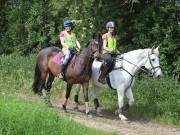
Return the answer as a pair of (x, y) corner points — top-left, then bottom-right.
(53, 53), (64, 64)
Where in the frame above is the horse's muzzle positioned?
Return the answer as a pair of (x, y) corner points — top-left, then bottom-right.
(153, 67), (163, 79)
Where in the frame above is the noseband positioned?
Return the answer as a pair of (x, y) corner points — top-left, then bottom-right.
(147, 52), (162, 76)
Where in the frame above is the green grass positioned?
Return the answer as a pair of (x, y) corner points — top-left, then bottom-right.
(0, 95), (117, 135)
(0, 54), (180, 128)
(0, 54), (66, 97)
(98, 76), (180, 127)
(130, 77), (180, 126)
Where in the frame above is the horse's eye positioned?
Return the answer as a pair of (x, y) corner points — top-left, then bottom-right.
(151, 58), (155, 62)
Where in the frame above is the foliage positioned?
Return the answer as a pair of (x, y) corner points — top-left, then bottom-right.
(0, 0), (179, 78)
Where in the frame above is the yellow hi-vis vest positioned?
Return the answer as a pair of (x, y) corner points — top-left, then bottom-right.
(107, 35), (117, 51)
(64, 31), (77, 47)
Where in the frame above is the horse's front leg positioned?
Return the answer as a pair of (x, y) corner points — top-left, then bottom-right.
(82, 82), (92, 117)
(73, 84), (81, 110)
(124, 87), (134, 112)
(92, 84), (102, 116)
(117, 86), (128, 121)
(62, 82), (72, 112)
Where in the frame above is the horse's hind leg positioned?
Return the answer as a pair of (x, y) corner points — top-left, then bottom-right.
(73, 84), (81, 110)
(62, 82), (72, 112)
(44, 72), (55, 107)
(39, 71), (47, 96)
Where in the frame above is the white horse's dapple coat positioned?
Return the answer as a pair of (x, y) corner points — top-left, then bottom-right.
(75, 47), (162, 120)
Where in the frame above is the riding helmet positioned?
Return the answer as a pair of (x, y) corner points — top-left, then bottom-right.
(64, 20), (73, 27)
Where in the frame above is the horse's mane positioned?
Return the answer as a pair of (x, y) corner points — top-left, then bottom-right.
(85, 40), (91, 48)
(124, 49), (152, 57)
(120, 49), (153, 61)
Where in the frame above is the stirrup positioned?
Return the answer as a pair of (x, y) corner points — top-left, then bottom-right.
(57, 73), (63, 79)
(98, 77), (106, 84)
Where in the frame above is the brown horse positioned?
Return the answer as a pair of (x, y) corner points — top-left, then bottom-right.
(32, 34), (101, 116)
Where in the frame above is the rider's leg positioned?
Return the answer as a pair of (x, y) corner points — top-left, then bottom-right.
(57, 49), (70, 79)
(98, 54), (111, 84)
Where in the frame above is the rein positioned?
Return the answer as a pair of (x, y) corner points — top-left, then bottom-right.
(74, 44), (99, 59)
(108, 51), (161, 91)
(115, 55), (148, 73)
(114, 51), (161, 75)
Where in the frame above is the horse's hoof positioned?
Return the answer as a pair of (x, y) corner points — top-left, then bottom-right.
(45, 101), (53, 107)
(119, 114), (128, 121)
(96, 112), (103, 117)
(98, 78), (106, 84)
(115, 110), (119, 116)
(44, 100), (53, 107)
(73, 106), (78, 111)
(86, 112), (93, 118)
(48, 103), (53, 108)
(62, 104), (67, 113)
(96, 108), (103, 117)
(63, 109), (67, 113)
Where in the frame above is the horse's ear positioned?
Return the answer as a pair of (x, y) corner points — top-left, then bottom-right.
(151, 45), (155, 53)
(85, 41), (90, 47)
(97, 33), (102, 52)
(154, 46), (160, 55)
(92, 33), (96, 39)
(155, 46), (160, 51)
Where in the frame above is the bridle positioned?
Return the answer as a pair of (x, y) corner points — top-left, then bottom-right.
(90, 40), (100, 57)
(108, 51), (161, 90)
(77, 40), (99, 60)
(114, 51), (161, 76)
(146, 52), (162, 76)
(93, 40), (100, 52)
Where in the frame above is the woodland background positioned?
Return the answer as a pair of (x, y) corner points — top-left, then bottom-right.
(0, 0), (179, 79)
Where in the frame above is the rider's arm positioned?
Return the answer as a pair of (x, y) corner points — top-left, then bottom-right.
(76, 40), (81, 49)
(60, 32), (69, 49)
(103, 37), (113, 52)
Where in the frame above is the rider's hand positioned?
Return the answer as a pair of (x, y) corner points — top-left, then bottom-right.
(108, 49), (114, 54)
(76, 46), (81, 52)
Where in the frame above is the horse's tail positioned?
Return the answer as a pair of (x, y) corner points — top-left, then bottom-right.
(32, 63), (42, 94)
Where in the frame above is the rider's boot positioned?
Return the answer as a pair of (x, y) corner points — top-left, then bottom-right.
(57, 64), (65, 79)
(98, 63), (109, 84)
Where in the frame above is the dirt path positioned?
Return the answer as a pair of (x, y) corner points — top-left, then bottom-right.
(72, 112), (180, 135)
(17, 94), (180, 135)
(52, 99), (180, 135)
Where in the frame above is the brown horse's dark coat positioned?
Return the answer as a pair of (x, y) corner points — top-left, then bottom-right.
(32, 36), (101, 114)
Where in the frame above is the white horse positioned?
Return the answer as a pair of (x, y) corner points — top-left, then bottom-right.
(74, 47), (162, 120)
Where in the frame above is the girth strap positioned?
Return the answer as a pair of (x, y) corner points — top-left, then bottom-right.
(106, 75), (116, 90)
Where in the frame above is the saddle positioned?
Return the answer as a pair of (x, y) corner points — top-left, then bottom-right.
(98, 53), (116, 72)
(53, 49), (77, 66)
(103, 53), (123, 90)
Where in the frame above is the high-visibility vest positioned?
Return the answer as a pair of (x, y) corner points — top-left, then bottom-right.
(64, 31), (77, 47)
(107, 34), (117, 50)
